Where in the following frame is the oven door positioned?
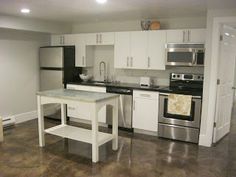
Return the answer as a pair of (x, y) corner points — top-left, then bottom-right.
(158, 93), (202, 128)
(166, 48), (195, 66)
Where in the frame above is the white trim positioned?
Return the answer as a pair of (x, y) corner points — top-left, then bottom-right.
(15, 111), (37, 124)
(199, 134), (211, 147)
(200, 16), (236, 147)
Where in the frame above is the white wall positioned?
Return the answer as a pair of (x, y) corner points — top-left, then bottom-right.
(0, 28), (50, 123)
(72, 16), (206, 33)
(0, 15), (72, 34)
(200, 9), (236, 147)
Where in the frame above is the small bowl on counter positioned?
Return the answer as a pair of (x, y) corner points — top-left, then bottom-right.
(79, 74), (92, 82)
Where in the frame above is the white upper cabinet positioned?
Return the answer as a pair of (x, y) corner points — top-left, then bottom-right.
(114, 31), (166, 70)
(114, 32), (131, 68)
(86, 32), (114, 45)
(147, 31), (166, 70)
(130, 31), (147, 69)
(51, 34), (76, 46)
(166, 29), (206, 43)
(188, 29), (206, 43)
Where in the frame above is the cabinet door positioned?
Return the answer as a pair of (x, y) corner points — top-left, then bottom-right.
(166, 30), (185, 43)
(133, 97), (158, 132)
(64, 34), (76, 45)
(114, 32), (130, 68)
(51, 35), (63, 45)
(147, 31), (166, 70)
(130, 31), (148, 69)
(86, 33), (98, 45)
(100, 32), (115, 45)
(75, 34), (86, 67)
(189, 29), (206, 43)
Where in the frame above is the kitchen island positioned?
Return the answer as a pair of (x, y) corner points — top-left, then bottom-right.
(36, 89), (119, 163)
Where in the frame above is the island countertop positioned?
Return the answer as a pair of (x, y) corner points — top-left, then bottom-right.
(37, 89), (119, 103)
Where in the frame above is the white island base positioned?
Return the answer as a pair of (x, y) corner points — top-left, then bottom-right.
(37, 89), (119, 163)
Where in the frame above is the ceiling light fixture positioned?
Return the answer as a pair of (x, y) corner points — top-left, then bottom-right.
(21, 8), (30, 14)
(224, 32), (230, 36)
(96, 0), (107, 4)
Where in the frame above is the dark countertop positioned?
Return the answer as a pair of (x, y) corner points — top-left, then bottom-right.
(67, 81), (168, 92)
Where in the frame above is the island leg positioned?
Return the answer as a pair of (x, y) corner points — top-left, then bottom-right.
(37, 96), (45, 147)
(112, 98), (118, 150)
(61, 103), (67, 125)
(91, 104), (99, 163)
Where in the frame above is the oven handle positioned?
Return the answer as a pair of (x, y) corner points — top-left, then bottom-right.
(159, 93), (202, 99)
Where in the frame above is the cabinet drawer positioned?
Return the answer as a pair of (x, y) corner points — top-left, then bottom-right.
(133, 90), (159, 100)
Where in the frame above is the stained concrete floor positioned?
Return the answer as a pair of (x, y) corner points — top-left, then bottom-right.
(0, 112), (236, 177)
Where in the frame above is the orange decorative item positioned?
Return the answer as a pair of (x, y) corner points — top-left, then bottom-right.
(150, 21), (160, 30)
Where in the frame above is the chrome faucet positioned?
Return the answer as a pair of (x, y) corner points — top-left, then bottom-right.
(99, 61), (106, 81)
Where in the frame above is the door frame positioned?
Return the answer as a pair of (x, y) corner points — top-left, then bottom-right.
(200, 16), (236, 147)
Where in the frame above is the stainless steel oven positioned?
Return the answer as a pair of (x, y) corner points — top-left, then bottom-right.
(158, 73), (203, 143)
(166, 43), (205, 66)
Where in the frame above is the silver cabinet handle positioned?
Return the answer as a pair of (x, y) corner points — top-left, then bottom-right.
(60, 36), (64, 45)
(133, 100), (135, 110)
(100, 34), (102, 44)
(82, 56), (85, 65)
(68, 107), (75, 110)
(188, 30), (190, 42)
(127, 57), (129, 67)
(148, 57), (150, 68)
(96, 34), (98, 44)
(130, 57), (133, 67)
(140, 94), (151, 98)
(183, 31), (185, 42)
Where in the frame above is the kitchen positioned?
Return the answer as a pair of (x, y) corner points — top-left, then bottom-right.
(0, 0), (236, 177)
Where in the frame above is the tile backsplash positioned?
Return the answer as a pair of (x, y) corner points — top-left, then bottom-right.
(83, 45), (204, 86)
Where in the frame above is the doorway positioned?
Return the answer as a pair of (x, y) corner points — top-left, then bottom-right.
(213, 24), (236, 143)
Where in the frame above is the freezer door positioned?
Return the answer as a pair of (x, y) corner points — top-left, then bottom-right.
(40, 70), (63, 91)
(39, 47), (63, 68)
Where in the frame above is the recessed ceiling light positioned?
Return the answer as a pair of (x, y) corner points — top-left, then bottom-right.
(21, 8), (30, 14)
(224, 32), (230, 36)
(96, 0), (107, 4)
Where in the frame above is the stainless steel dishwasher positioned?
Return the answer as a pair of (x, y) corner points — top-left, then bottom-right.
(106, 86), (133, 131)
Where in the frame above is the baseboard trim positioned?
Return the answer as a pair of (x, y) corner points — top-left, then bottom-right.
(15, 111), (37, 124)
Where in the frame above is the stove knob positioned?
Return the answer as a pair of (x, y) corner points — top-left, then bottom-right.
(177, 75), (180, 78)
(173, 75), (176, 78)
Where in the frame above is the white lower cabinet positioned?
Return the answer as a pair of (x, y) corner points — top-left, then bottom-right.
(66, 84), (106, 123)
(132, 90), (159, 133)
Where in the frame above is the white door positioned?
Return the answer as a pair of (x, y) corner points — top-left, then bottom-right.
(114, 32), (130, 68)
(130, 31), (147, 69)
(213, 26), (236, 143)
(147, 31), (166, 70)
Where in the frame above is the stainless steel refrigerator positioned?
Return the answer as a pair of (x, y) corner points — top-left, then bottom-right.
(39, 46), (81, 120)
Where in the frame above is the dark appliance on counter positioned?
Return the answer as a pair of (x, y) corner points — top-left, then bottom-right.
(106, 86), (133, 131)
(158, 73), (203, 143)
(166, 43), (205, 67)
(39, 46), (82, 120)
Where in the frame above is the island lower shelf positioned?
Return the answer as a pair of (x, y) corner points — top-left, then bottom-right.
(44, 125), (114, 146)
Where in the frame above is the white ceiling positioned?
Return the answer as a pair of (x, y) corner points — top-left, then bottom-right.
(0, 0), (236, 23)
